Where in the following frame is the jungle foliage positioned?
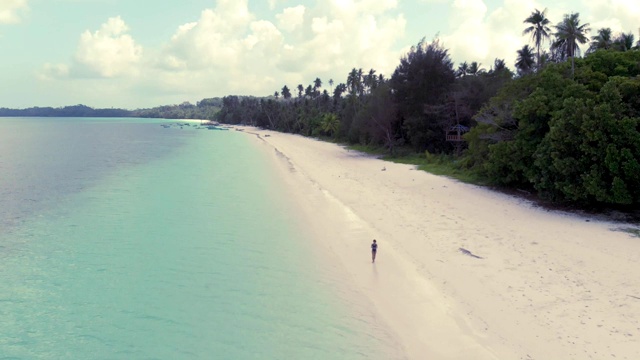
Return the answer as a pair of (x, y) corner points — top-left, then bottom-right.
(466, 50), (640, 205)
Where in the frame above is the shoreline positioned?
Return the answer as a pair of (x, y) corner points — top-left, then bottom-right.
(239, 126), (640, 359)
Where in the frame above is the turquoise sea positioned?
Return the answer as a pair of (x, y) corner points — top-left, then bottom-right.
(0, 118), (399, 359)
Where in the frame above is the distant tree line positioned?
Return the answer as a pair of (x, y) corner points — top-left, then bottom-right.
(215, 10), (640, 207)
(0, 98), (224, 120)
(0, 104), (131, 117)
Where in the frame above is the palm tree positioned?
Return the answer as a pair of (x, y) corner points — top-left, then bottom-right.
(523, 8), (551, 71)
(538, 50), (551, 67)
(313, 77), (322, 95)
(281, 85), (291, 99)
(365, 68), (377, 92)
(587, 27), (613, 53)
(492, 58), (506, 72)
(515, 45), (536, 75)
(319, 113), (340, 136)
(468, 61), (484, 76)
(614, 32), (635, 51)
(553, 12), (590, 76)
(456, 61), (469, 77)
(333, 83), (346, 100)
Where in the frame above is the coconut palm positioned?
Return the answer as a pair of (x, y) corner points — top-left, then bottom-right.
(587, 27), (613, 53)
(467, 61), (484, 76)
(456, 61), (469, 77)
(523, 8), (552, 71)
(515, 45), (536, 75)
(493, 58), (506, 72)
(614, 32), (635, 51)
(365, 69), (377, 92)
(281, 85), (291, 99)
(553, 12), (590, 76)
(538, 51), (551, 67)
(313, 77), (322, 94)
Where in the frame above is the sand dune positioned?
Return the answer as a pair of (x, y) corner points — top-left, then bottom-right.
(242, 127), (640, 360)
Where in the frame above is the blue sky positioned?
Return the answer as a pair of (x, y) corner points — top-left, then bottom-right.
(0, 0), (638, 109)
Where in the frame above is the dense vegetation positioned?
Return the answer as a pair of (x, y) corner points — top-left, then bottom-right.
(0, 98), (223, 119)
(3, 9), (639, 208)
(0, 104), (131, 117)
(214, 10), (640, 208)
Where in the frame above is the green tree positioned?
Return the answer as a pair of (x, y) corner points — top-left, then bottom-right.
(614, 32), (635, 51)
(523, 8), (552, 71)
(319, 113), (340, 136)
(390, 37), (455, 152)
(468, 61), (484, 76)
(491, 58), (507, 73)
(552, 12), (590, 76)
(457, 61), (469, 77)
(281, 85), (292, 99)
(515, 45), (535, 75)
(587, 27), (613, 53)
(533, 78), (640, 204)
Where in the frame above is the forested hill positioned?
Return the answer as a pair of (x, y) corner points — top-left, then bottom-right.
(0, 98), (224, 120)
(0, 104), (130, 117)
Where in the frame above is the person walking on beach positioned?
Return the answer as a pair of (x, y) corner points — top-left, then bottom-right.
(371, 239), (378, 263)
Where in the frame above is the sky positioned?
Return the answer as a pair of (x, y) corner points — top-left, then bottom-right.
(0, 0), (638, 109)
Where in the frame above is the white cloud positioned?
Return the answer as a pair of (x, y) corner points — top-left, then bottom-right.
(148, 0), (405, 97)
(584, 0), (640, 36)
(39, 16), (143, 80)
(0, 0), (28, 24)
(36, 0), (407, 106)
(37, 63), (70, 80)
(276, 5), (305, 32)
(73, 16), (143, 77)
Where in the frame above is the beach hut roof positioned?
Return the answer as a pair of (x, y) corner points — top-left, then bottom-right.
(448, 124), (470, 132)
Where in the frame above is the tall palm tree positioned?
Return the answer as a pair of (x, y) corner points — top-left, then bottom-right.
(587, 27), (613, 53)
(365, 68), (377, 92)
(456, 61), (469, 77)
(553, 12), (590, 76)
(614, 32), (635, 51)
(492, 58), (506, 72)
(515, 45), (536, 75)
(523, 8), (551, 71)
(281, 85), (291, 99)
(467, 61), (484, 76)
(347, 68), (359, 96)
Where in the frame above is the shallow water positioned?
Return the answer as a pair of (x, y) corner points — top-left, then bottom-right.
(0, 118), (399, 359)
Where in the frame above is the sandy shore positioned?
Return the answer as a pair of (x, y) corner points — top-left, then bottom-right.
(240, 127), (640, 359)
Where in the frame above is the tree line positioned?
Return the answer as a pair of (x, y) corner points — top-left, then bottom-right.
(0, 98), (224, 119)
(215, 9), (640, 207)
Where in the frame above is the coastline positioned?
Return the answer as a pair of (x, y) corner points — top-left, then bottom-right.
(240, 126), (640, 359)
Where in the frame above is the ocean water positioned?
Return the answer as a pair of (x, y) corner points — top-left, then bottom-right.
(0, 118), (398, 359)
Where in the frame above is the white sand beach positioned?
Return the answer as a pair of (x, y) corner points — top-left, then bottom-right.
(241, 127), (640, 360)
